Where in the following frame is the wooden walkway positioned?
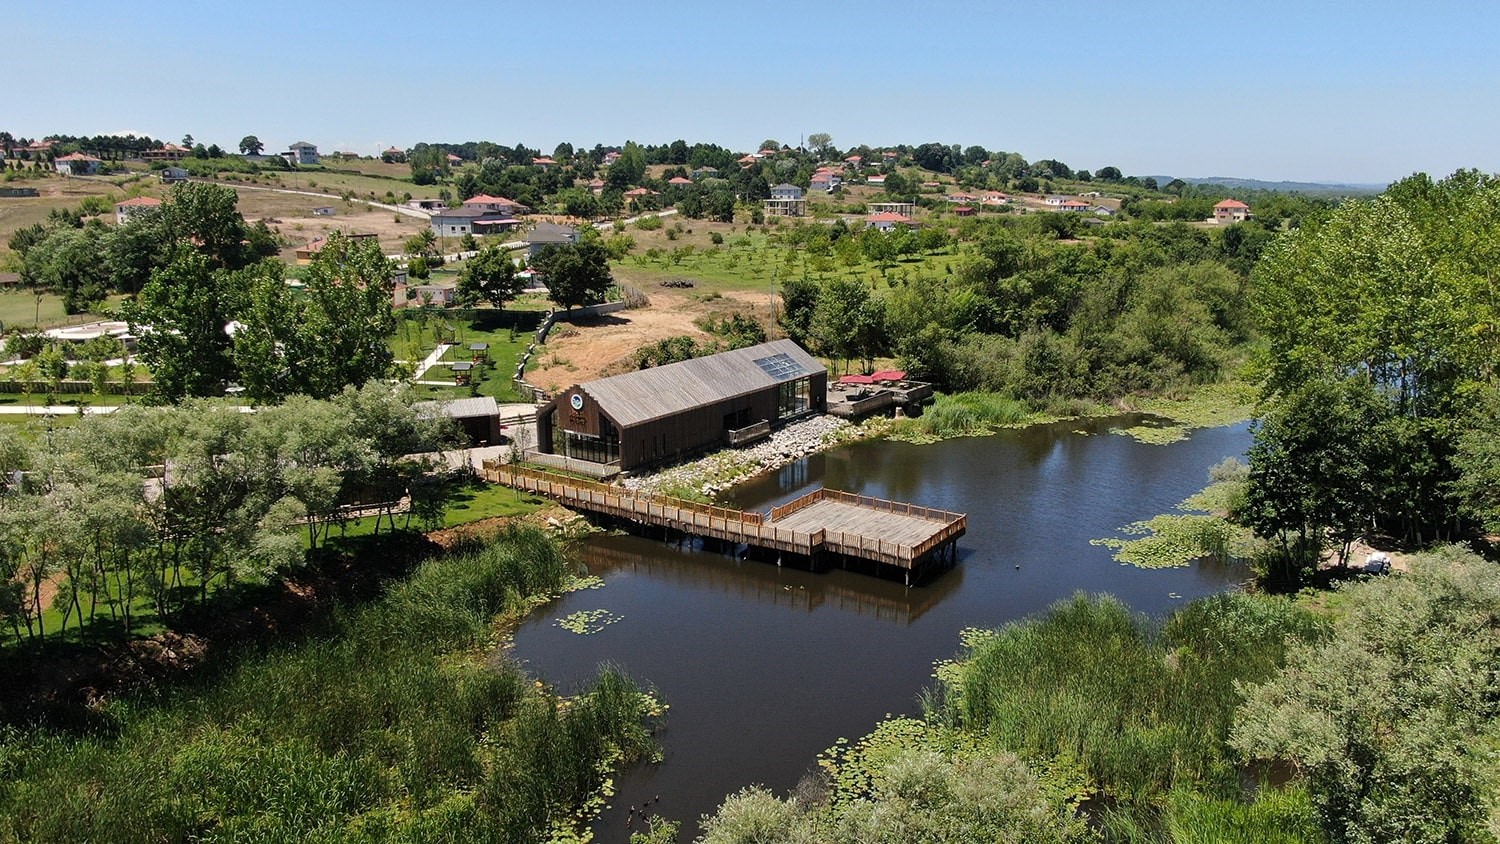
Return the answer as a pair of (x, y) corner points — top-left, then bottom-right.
(481, 462), (965, 580)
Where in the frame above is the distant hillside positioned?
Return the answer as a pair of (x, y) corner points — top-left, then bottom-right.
(1149, 176), (1387, 196)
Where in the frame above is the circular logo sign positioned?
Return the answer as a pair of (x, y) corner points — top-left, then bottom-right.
(570, 393), (584, 411)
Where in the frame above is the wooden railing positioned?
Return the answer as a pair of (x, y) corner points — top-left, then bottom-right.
(483, 462), (964, 567)
(770, 487), (964, 527)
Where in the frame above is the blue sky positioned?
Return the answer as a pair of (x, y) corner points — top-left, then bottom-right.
(5, 1), (1496, 184)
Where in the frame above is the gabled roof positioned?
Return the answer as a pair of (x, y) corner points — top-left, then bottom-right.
(532, 156), (558, 165)
(527, 222), (577, 243)
(414, 396), (498, 421)
(463, 194), (526, 208)
(116, 196), (162, 207)
(56, 152), (101, 162)
(289, 141), (317, 148)
(866, 212), (913, 223)
(667, 176), (693, 185)
(1214, 199), (1250, 209)
(569, 339), (824, 428)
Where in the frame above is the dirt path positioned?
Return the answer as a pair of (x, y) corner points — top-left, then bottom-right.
(523, 289), (774, 391)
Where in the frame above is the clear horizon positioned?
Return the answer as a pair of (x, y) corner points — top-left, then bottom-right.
(5, 1), (1496, 185)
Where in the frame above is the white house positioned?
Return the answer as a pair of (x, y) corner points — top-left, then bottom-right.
(114, 196), (162, 224)
(764, 184), (807, 217)
(1213, 199), (1251, 224)
(865, 211), (917, 232)
(54, 152), (102, 175)
(287, 141), (320, 165)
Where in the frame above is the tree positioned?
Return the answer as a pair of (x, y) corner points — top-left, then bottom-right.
(811, 276), (886, 374)
(238, 135), (263, 155)
(1095, 166), (1123, 182)
(233, 233), (397, 403)
(1232, 548), (1500, 844)
(123, 245), (246, 401)
(1242, 376), (1389, 584)
(457, 245), (525, 310)
(534, 238), (613, 311)
(20, 225), (112, 313)
(807, 132), (834, 159)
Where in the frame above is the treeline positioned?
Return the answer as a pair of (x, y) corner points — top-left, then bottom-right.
(0, 385), (456, 644)
(696, 547), (1500, 843)
(779, 215), (1285, 407)
(8, 180), (279, 312)
(0, 527), (661, 842)
(10, 182), (400, 404)
(1242, 169), (1500, 572)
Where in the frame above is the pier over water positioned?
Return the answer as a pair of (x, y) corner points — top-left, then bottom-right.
(481, 462), (966, 584)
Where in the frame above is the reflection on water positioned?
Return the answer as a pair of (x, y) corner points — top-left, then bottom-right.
(509, 417), (1251, 842)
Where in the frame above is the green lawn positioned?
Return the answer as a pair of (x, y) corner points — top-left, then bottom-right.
(0, 291), (128, 330)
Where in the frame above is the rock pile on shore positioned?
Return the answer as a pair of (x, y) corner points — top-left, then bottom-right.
(622, 415), (856, 499)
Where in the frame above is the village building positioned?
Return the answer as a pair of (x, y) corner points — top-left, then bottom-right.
(691, 166), (720, 180)
(810, 170), (843, 192)
(763, 183), (807, 217)
(865, 211), (918, 232)
(525, 222), (579, 258)
(868, 201), (916, 218)
(382, 146), (407, 163)
(531, 156), (558, 167)
(114, 196), (162, 224)
(159, 166), (189, 184)
(865, 174), (887, 187)
(952, 205), (976, 217)
(1213, 198), (1252, 223)
(53, 152), (102, 176)
(462, 194), (530, 215)
(603, 151), (621, 166)
(535, 339), (826, 472)
(286, 141), (319, 165)
(1057, 199), (1090, 212)
(294, 232), (378, 264)
(980, 191), (1010, 205)
(430, 206), (520, 237)
(587, 178), (606, 195)
(667, 176), (694, 188)
(406, 198), (446, 212)
(142, 143), (191, 162)
(414, 397), (505, 447)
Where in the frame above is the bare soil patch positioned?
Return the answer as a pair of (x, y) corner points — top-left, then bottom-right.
(522, 289), (773, 390)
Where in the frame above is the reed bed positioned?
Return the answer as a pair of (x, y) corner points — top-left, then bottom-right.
(0, 527), (657, 843)
(949, 592), (1325, 821)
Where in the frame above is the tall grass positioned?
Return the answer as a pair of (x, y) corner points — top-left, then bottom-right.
(949, 593), (1325, 807)
(0, 527), (658, 843)
(898, 391), (1033, 440)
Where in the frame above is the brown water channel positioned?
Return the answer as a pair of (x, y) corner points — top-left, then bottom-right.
(507, 415), (1252, 841)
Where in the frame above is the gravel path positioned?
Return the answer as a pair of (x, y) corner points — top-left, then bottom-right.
(621, 414), (865, 500)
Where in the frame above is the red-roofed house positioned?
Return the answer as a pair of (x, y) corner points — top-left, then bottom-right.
(1213, 199), (1251, 224)
(1058, 199), (1090, 212)
(844, 154), (863, 167)
(587, 178), (606, 195)
(667, 176), (694, 187)
(865, 174), (887, 187)
(115, 196), (162, 225)
(737, 154), (759, 167)
(952, 206), (976, 217)
(54, 152), (102, 176)
(947, 192), (977, 203)
(980, 191), (1010, 205)
(865, 211), (917, 232)
(810, 170), (842, 192)
(532, 156), (558, 167)
(463, 194), (531, 214)
(445, 153), (463, 166)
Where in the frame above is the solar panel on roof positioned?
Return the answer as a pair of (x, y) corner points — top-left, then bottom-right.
(753, 353), (807, 381)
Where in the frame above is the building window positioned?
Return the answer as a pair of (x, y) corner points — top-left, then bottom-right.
(777, 377), (810, 419)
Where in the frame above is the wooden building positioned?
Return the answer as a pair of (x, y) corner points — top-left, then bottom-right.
(536, 339), (826, 471)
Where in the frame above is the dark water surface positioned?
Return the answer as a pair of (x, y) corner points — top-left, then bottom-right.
(508, 416), (1252, 841)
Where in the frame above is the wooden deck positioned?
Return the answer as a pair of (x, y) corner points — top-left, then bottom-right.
(481, 461), (965, 579)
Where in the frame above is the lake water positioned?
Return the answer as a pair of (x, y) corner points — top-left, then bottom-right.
(508, 415), (1252, 841)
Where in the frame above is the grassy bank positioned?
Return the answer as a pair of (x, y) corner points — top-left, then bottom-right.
(0, 527), (659, 842)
